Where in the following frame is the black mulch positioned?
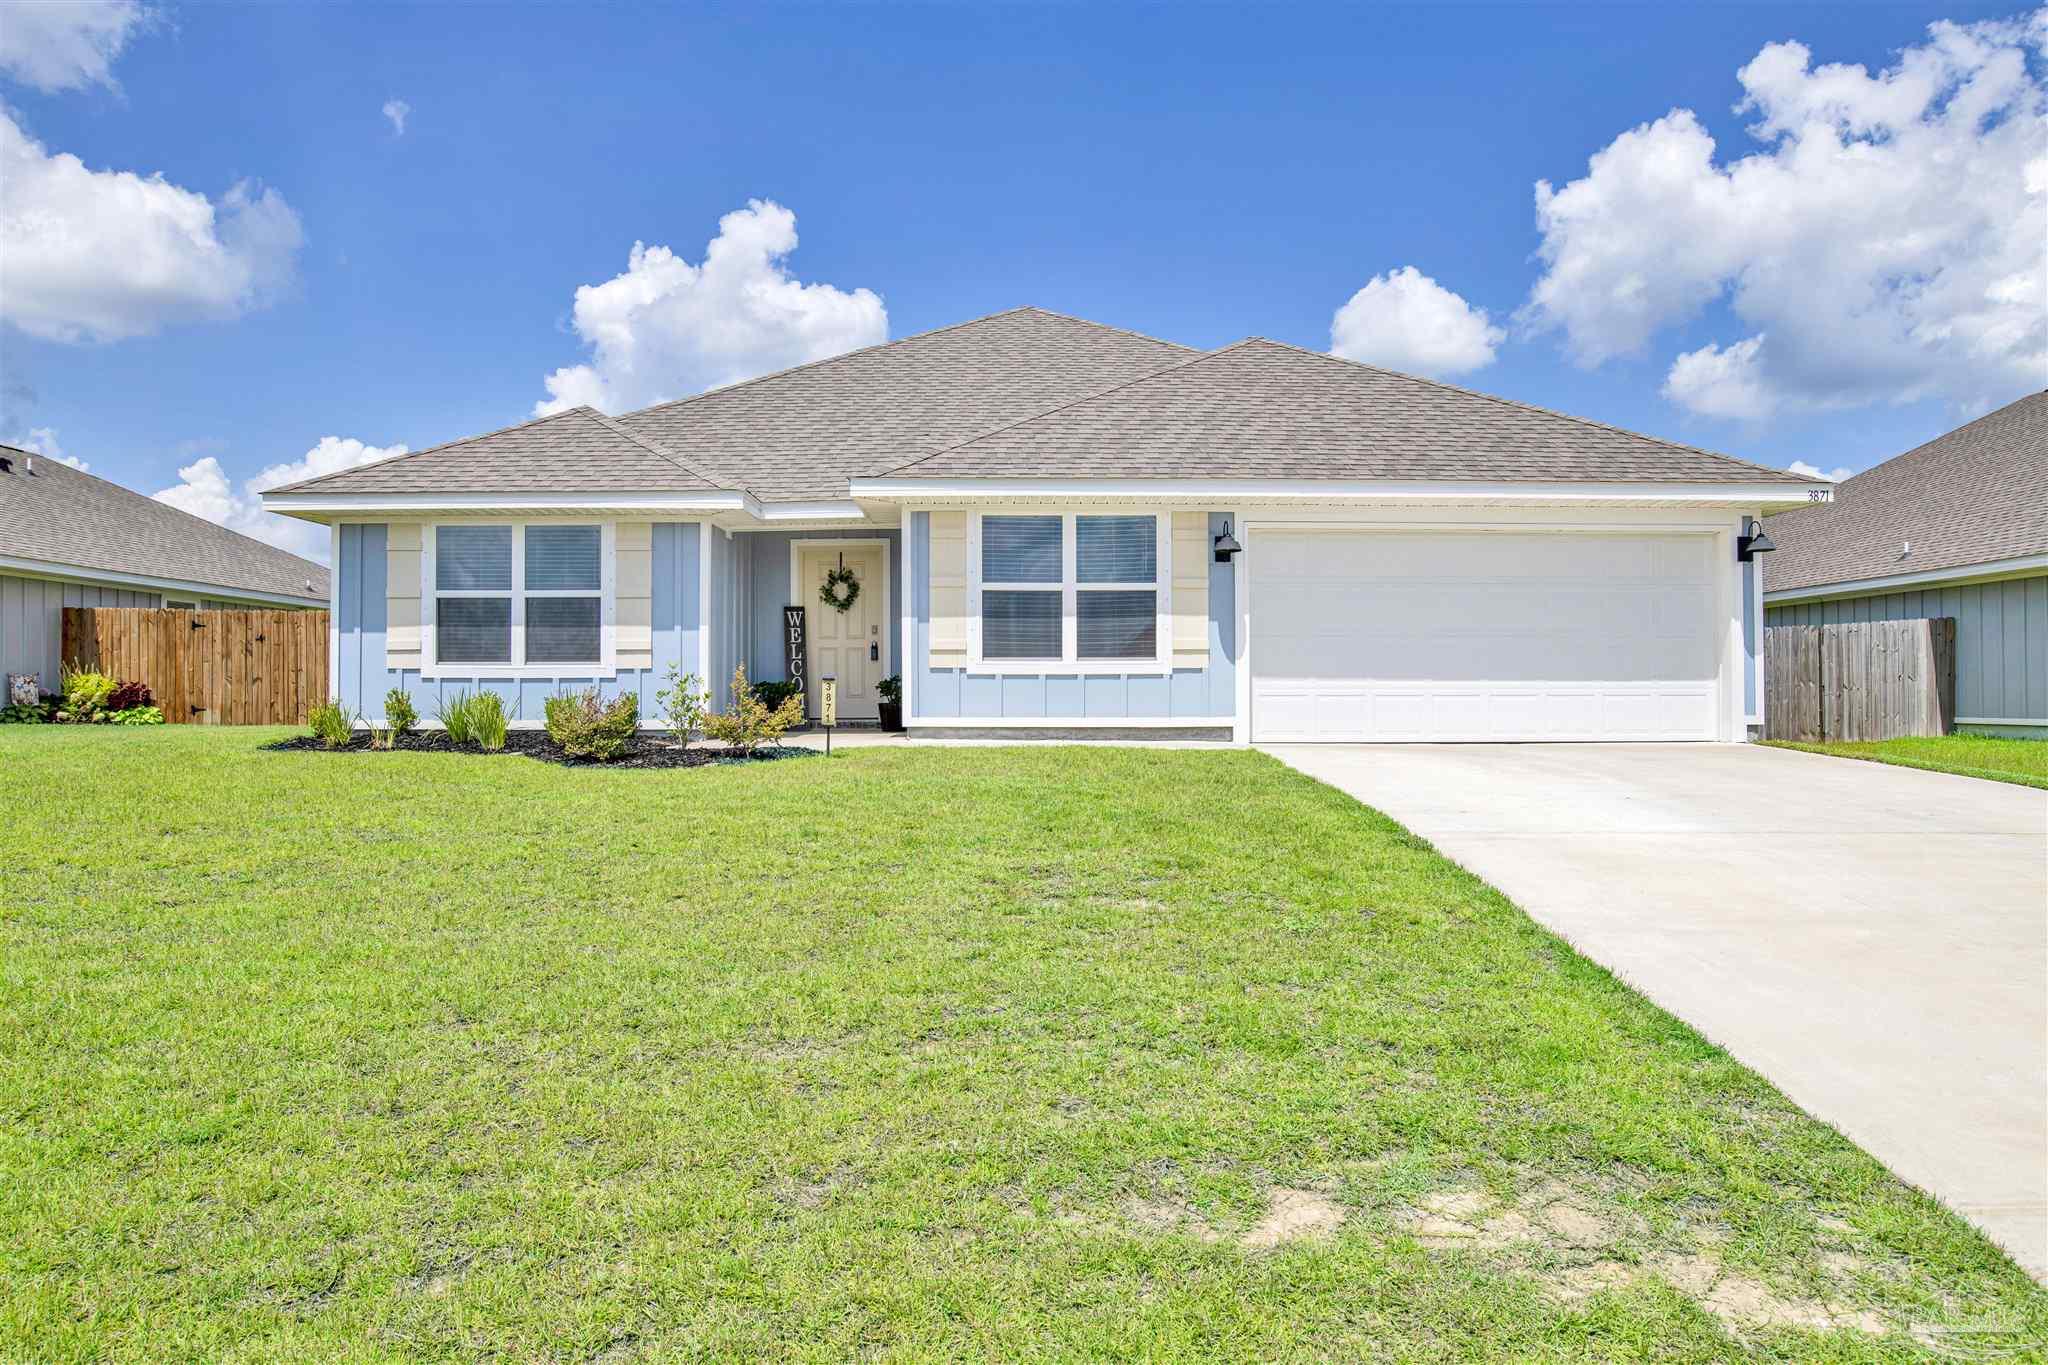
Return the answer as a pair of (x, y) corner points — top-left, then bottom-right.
(264, 730), (820, 769)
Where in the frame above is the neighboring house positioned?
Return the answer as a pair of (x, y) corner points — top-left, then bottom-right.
(263, 308), (1822, 742)
(0, 447), (329, 694)
(1764, 392), (2047, 737)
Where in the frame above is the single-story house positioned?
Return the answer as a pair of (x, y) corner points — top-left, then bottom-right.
(1764, 391), (2046, 738)
(1, 447), (329, 694)
(263, 308), (1823, 743)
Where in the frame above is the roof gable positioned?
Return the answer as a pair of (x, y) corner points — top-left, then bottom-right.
(271, 406), (722, 496)
(615, 307), (1195, 500)
(883, 338), (1812, 485)
(0, 451), (328, 599)
(1764, 390), (2048, 593)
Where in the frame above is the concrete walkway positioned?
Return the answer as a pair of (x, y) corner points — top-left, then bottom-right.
(1261, 742), (2048, 1278)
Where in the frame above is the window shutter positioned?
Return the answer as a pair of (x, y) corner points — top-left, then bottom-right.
(928, 512), (969, 663)
(1171, 512), (1210, 667)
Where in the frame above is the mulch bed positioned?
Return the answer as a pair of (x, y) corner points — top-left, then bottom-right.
(265, 731), (820, 769)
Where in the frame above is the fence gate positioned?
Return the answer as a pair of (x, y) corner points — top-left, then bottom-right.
(60, 607), (329, 725)
(1763, 617), (1954, 742)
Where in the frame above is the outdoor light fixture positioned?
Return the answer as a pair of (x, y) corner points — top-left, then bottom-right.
(1212, 521), (1243, 563)
(1737, 518), (1777, 562)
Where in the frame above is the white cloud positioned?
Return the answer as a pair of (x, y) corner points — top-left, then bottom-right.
(1329, 266), (1504, 378)
(382, 99), (410, 136)
(1525, 10), (2048, 418)
(0, 110), (304, 343)
(153, 436), (407, 561)
(1787, 459), (1854, 481)
(536, 199), (887, 415)
(0, 0), (148, 93)
(4, 425), (85, 470)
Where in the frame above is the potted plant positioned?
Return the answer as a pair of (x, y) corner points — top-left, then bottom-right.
(876, 675), (903, 732)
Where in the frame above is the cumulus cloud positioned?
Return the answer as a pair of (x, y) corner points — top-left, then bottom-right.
(0, 0), (149, 93)
(1525, 10), (2048, 418)
(0, 110), (304, 343)
(153, 436), (407, 561)
(382, 99), (410, 136)
(4, 425), (85, 470)
(536, 199), (887, 415)
(1787, 460), (1854, 481)
(1329, 267), (1504, 378)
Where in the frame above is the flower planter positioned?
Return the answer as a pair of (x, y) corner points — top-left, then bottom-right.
(877, 700), (903, 733)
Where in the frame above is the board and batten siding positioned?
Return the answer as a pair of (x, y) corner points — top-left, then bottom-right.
(1766, 573), (2047, 728)
(740, 529), (903, 684)
(1, 572), (160, 692)
(333, 521), (702, 726)
(908, 509), (1237, 722)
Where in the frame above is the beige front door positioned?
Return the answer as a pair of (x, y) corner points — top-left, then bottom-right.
(799, 545), (882, 720)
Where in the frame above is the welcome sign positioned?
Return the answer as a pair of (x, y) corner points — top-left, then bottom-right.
(783, 606), (806, 693)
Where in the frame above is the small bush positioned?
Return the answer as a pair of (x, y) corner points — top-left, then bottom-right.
(703, 664), (805, 754)
(108, 705), (164, 726)
(308, 699), (354, 749)
(437, 692), (478, 747)
(107, 680), (154, 711)
(469, 692), (508, 752)
(751, 679), (803, 712)
(544, 688), (639, 760)
(0, 703), (47, 724)
(876, 675), (902, 705)
(58, 663), (117, 720)
(383, 689), (418, 737)
(654, 667), (707, 748)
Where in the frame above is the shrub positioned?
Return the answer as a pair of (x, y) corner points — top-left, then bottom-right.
(876, 675), (902, 705)
(107, 680), (154, 712)
(544, 688), (639, 760)
(58, 663), (117, 720)
(751, 679), (803, 712)
(0, 703), (46, 724)
(469, 692), (509, 752)
(703, 664), (805, 754)
(383, 689), (418, 737)
(437, 692), (478, 747)
(654, 667), (707, 748)
(308, 699), (354, 749)
(109, 705), (164, 726)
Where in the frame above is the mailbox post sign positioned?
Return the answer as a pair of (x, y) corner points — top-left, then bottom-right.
(820, 674), (837, 755)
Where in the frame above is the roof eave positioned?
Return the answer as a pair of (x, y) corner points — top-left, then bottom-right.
(848, 476), (1828, 508)
(1765, 551), (2048, 604)
(0, 552), (327, 607)
(259, 488), (760, 520)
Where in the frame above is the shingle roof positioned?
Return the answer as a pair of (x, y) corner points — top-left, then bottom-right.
(882, 338), (1813, 485)
(616, 307), (1197, 500)
(0, 449), (327, 600)
(1764, 391), (2048, 594)
(273, 405), (723, 495)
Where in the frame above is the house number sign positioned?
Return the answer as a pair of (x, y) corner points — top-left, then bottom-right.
(783, 606), (806, 692)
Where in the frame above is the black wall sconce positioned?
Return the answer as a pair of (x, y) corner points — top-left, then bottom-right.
(1212, 520), (1243, 563)
(1736, 517), (1776, 562)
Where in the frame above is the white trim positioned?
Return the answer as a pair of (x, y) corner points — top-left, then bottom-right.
(1764, 553), (2048, 605)
(908, 714), (1235, 729)
(0, 552), (325, 607)
(419, 520), (615, 680)
(264, 490), (754, 517)
(900, 512), (915, 721)
(851, 476), (1828, 508)
(966, 510), (1173, 673)
(1747, 520), (1765, 727)
(788, 536), (895, 684)
(1232, 508), (1250, 744)
(697, 521), (713, 690)
(1957, 716), (2048, 727)
(327, 525), (340, 700)
(758, 499), (869, 522)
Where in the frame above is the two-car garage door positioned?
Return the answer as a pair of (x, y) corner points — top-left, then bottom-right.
(1250, 529), (1723, 742)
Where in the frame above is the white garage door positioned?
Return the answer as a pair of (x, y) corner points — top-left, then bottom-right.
(1251, 529), (1723, 742)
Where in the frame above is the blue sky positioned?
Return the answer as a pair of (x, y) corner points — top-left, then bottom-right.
(2, 2), (2042, 560)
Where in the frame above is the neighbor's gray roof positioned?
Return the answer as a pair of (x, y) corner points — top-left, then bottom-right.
(616, 307), (1196, 500)
(1764, 390), (2048, 594)
(882, 338), (1814, 485)
(0, 449), (327, 600)
(273, 404), (723, 494)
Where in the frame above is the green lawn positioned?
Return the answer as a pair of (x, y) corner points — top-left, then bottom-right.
(1765, 734), (2048, 790)
(3, 729), (2041, 1362)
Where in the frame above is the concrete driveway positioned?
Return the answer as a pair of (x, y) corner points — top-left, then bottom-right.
(1262, 742), (2048, 1278)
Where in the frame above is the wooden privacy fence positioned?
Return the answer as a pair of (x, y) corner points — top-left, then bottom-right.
(1764, 617), (1954, 742)
(61, 607), (328, 725)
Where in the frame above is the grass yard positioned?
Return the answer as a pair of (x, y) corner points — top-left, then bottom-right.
(1765, 734), (2048, 790)
(3, 729), (2043, 1362)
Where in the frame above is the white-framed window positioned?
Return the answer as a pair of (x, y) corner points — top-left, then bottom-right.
(421, 522), (615, 677)
(968, 511), (1170, 672)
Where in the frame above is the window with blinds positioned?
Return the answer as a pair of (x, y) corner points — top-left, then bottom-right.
(973, 512), (1164, 666)
(432, 524), (605, 669)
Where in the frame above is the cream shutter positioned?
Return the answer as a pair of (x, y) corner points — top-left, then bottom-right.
(928, 511), (969, 664)
(1170, 511), (1209, 668)
(386, 522), (422, 668)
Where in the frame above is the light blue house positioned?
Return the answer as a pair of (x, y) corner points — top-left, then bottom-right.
(267, 309), (1820, 743)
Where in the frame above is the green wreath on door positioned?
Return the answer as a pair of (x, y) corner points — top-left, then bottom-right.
(819, 565), (861, 613)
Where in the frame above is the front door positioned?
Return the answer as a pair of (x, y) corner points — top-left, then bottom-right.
(799, 545), (882, 720)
